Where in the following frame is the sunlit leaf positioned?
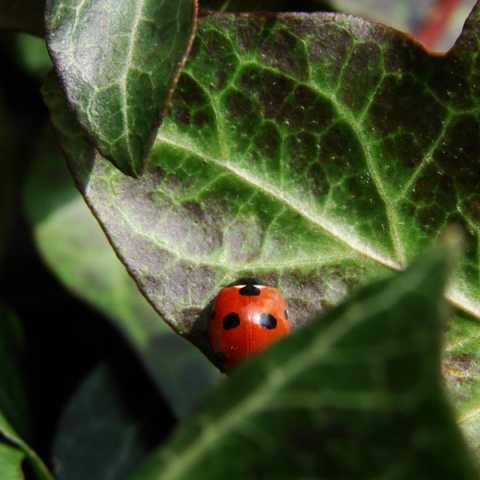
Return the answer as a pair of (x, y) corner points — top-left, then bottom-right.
(43, 4), (480, 450)
(45, 0), (198, 176)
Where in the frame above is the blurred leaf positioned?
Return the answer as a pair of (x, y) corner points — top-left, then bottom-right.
(0, 305), (54, 480)
(45, 0), (198, 177)
(53, 358), (174, 480)
(132, 245), (478, 479)
(444, 310), (480, 459)
(0, 0), (45, 36)
(11, 34), (52, 81)
(23, 125), (220, 417)
(0, 441), (25, 480)
(43, 4), (480, 451)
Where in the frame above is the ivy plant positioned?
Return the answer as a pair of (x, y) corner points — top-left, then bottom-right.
(1, 0), (480, 478)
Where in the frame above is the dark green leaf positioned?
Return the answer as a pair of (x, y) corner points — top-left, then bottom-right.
(131, 245), (478, 479)
(45, 0), (198, 176)
(53, 360), (173, 480)
(11, 34), (53, 81)
(43, 5), (480, 449)
(0, 0), (45, 36)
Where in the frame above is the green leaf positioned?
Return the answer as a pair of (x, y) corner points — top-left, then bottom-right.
(0, 441), (25, 480)
(0, 0), (45, 36)
(23, 124), (220, 417)
(45, 0), (198, 177)
(53, 360), (173, 480)
(0, 305), (54, 480)
(444, 310), (480, 458)
(43, 5), (480, 449)
(11, 34), (53, 81)
(131, 245), (478, 479)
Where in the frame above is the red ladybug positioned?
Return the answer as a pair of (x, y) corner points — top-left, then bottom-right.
(208, 279), (291, 372)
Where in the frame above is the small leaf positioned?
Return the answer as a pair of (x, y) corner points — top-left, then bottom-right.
(45, 0), (198, 176)
(53, 360), (174, 480)
(131, 245), (478, 479)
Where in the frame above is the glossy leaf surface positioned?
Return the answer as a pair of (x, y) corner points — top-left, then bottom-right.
(132, 245), (478, 479)
(45, 0), (198, 176)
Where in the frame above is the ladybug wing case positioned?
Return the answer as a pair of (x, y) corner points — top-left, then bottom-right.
(209, 284), (291, 372)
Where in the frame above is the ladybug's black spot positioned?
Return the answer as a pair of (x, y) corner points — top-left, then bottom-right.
(215, 352), (227, 364)
(260, 313), (277, 329)
(223, 312), (240, 330)
(239, 284), (261, 296)
(284, 309), (289, 320)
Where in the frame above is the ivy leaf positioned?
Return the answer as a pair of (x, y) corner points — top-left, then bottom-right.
(45, 0), (198, 177)
(43, 4), (480, 449)
(131, 244), (478, 479)
(44, 5), (480, 347)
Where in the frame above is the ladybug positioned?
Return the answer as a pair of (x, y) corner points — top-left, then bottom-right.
(208, 278), (291, 372)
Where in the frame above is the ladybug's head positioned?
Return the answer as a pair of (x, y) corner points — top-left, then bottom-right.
(226, 277), (269, 288)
